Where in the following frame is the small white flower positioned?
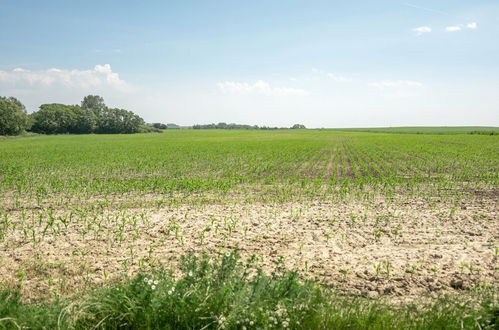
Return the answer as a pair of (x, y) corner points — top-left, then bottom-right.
(249, 320), (254, 326)
(225, 252), (231, 257)
(148, 279), (153, 285)
(144, 277), (149, 283)
(168, 290), (173, 295)
(151, 285), (156, 290)
(188, 271), (193, 277)
(171, 286), (175, 292)
(154, 280), (158, 285)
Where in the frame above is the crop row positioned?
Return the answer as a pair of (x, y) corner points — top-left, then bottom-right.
(0, 131), (497, 201)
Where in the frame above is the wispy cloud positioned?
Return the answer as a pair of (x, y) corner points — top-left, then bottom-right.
(403, 3), (450, 16)
(404, 3), (478, 32)
(413, 26), (432, 35)
(368, 80), (423, 89)
(312, 68), (352, 82)
(217, 80), (309, 96)
(0, 64), (130, 91)
(326, 73), (352, 82)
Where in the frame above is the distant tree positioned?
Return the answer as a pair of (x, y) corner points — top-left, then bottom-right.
(0, 96), (30, 135)
(193, 123), (280, 130)
(291, 124), (306, 129)
(151, 123), (167, 129)
(95, 108), (145, 134)
(81, 95), (106, 116)
(71, 106), (97, 133)
(30, 104), (79, 134)
(28, 96), (146, 135)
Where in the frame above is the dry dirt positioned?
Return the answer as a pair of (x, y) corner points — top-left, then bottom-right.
(0, 192), (497, 301)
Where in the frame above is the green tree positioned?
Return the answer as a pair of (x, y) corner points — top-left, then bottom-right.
(0, 96), (30, 135)
(81, 95), (106, 116)
(30, 104), (79, 134)
(95, 108), (145, 134)
(71, 106), (97, 133)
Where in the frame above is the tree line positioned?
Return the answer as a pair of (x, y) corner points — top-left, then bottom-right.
(0, 95), (156, 135)
(1, 95), (307, 136)
(192, 123), (306, 130)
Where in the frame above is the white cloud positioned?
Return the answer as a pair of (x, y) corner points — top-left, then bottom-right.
(466, 22), (477, 29)
(368, 80), (423, 88)
(217, 80), (309, 96)
(413, 26), (432, 35)
(326, 73), (352, 82)
(0, 64), (130, 91)
(446, 26), (462, 32)
(445, 22), (478, 32)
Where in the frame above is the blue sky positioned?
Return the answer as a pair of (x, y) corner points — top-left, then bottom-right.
(1, 0), (498, 127)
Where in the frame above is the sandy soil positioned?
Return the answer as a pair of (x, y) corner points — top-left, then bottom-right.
(0, 192), (497, 301)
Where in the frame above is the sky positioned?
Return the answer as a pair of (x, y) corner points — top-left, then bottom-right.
(0, 0), (498, 128)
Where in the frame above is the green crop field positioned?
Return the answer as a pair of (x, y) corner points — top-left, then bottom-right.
(1, 130), (498, 197)
(331, 126), (499, 135)
(1, 130), (498, 329)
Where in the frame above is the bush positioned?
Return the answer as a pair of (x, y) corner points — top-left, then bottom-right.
(139, 125), (163, 133)
(150, 123), (168, 129)
(0, 97), (31, 135)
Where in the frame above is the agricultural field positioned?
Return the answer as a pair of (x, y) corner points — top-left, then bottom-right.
(332, 126), (499, 135)
(0, 130), (498, 328)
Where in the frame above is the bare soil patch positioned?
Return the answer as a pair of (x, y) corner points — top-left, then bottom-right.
(0, 192), (497, 302)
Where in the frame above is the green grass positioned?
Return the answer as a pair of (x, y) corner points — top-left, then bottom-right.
(1, 251), (497, 330)
(330, 126), (499, 135)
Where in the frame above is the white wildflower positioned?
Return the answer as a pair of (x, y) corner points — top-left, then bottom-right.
(151, 285), (156, 290)
(218, 315), (227, 329)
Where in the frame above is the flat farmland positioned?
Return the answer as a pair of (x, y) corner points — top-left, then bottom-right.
(0, 130), (498, 327)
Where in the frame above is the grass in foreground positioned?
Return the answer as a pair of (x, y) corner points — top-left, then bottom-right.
(0, 252), (497, 330)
